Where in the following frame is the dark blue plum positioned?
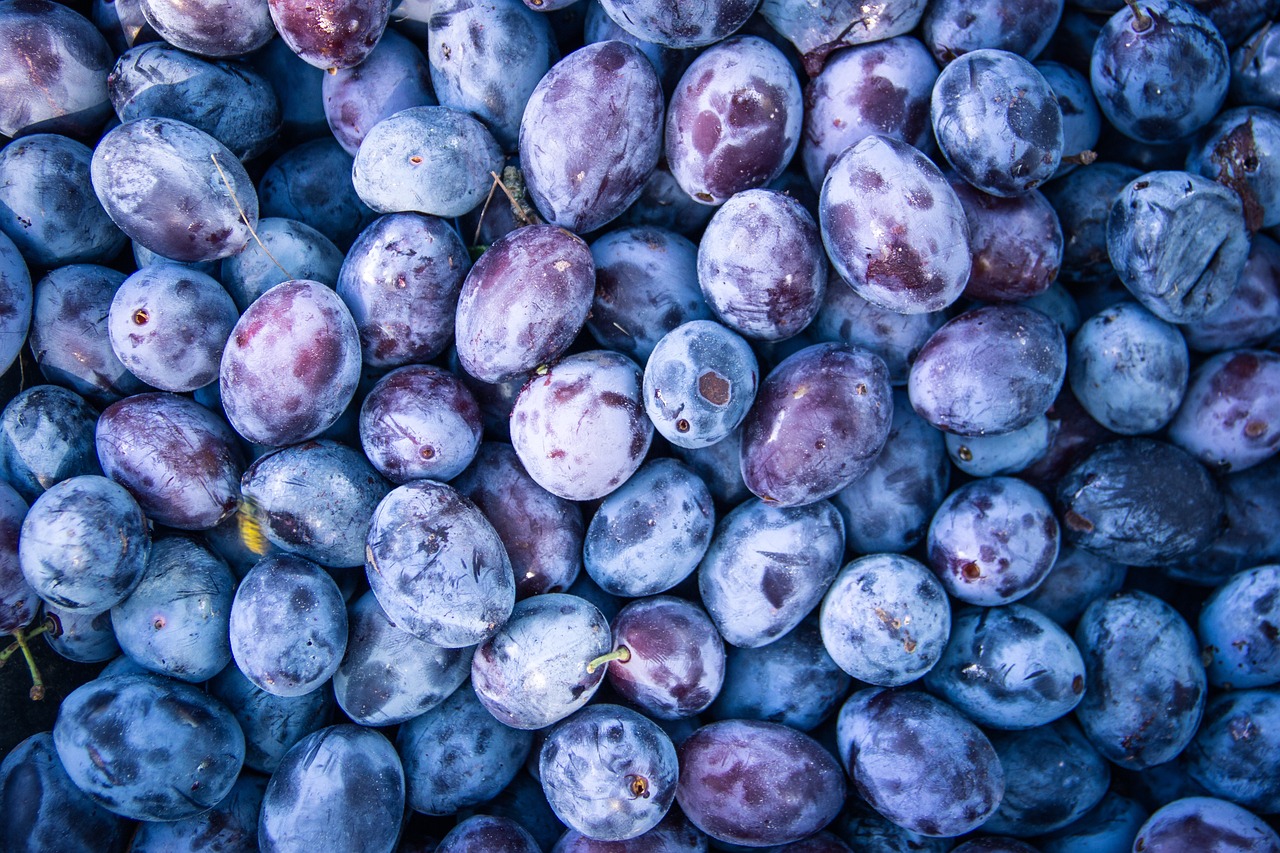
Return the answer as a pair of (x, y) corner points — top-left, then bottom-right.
(110, 536), (235, 682)
(665, 36), (802, 205)
(19, 474), (149, 615)
(677, 719), (845, 847)
(830, 392), (949, 555)
(520, 41), (663, 232)
(438, 815), (541, 853)
(267, 0), (391, 70)
(540, 704), (678, 841)
(582, 0), (693, 95)
(0, 231), (29, 377)
(241, 439), (391, 567)
(950, 179), (1063, 302)
(53, 671), (244, 821)
(1199, 564), (1280, 688)
(0, 481), (33, 641)
(0, 731), (127, 853)
(698, 497), (845, 648)
(605, 596), (725, 720)
(740, 342), (893, 507)
(931, 49), (1063, 196)
(397, 680), (533, 815)
(926, 476), (1061, 607)
(1036, 792), (1148, 853)
(832, 800), (953, 852)
(909, 304), (1067, 436)
(1041, 162), (1142, 287)
(819, 134), (971, 314)
(583, 459), (714, 599)
(323, 29), (435, 155)
(1185, 689), (1280, 813)
(549, 807), (705, 852)
(643, 320), (757, 449)
(837, 688), (1004, 838)
(471, 594), (612, 730)
(207, 663), (334, 774)
(259, 138), (377, 250)
(452, 441), (584, 598)
(697, 188), (826, 341)
(129, 772), (267, 853)
(1107, 170), (1251, 323)
(1055, 438), (1225, 566)
(1131, 797), (1280, 853)
(0, 384), (101, 502)
(1187, 105), (1280, 228)
(137, 0), (274, 57)
(359, 365), (481, 484)
(1168, 349), (1280, 473)
(336, 212), (469, 367)
(29, 264), (148, 406)
(760, 0), (929, 76)
(800, 37), (938, 190)
(91, 117), (258, 263)
(670, 427), (751, 509)
(455, 224), (594, 384)
(983, 718), (1110, 837)
(332, 590), (471, 728)
(42, 604), (119, 662)
(509, 350), (652, 502)
(820, 553), (951, 688)
(922, 0), (1062, 64)
(1069, 301), (1189, 435)
(106, 263), (238, 393)
(0, 0), (114, 139)
(259, 725), (404, 853)
(945, 415), (1053, 477)
(1090, 0), (1229, 143)
(1183, 233), (1280, 352)
(229, 553), (348, 697)
(616, 163), (715, 236)
(427, 0), (555, 152)
(1231, 22), (1280, 110)
(352, 105), (503, 218)
(0, 133), (125, 269)
(708, 616), (849, 732)
(250, 36), (328, 141)
(222, 217), (344, 312)
(586, 225), (711, 365)
(108, 42), (280, 160)
(365, 479), (514, 647)
(923, 604), (1085, 730)
(1074, 590), (1207, 769)
(1019, 546), (1127, 627)
(96, 392), (246, 530)
(1038, 61), (1104, 178)
(220, 279), (362, 447)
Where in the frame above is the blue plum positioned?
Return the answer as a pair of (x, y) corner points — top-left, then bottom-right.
(53, 671), (245, 821)
(0, 231), (30, 378)
(359, 365), (481, 484)
(605, 595), (725, 720)
(596, 0), (755, 49)
(1182, 234), (1280, 352)
(1036, 792), (1148, 853)
(222, 217), (344, 312)
(1185, 689), (1280, 813)
(129, 772), (267, 853)
(1130, 797), (1280, 853)
(698, 497), (845, 648)
(397, 681), (534, 815)
(137, 0), (275, 57)
(258, 138), (377, 250)
(1074, 590), (1207, 769)
(365, 479), (514, 647)
(0, 384), (101, 502)
(1040, 161), (1141, 287)
(323, 29), (435, 155)
(229, 553), (349, 697)
(1019, 546), (1127, 627)
(643, 320), (757, 449)
(20, 474), (149, 615)
(207, 663), (334, 774)
(922, 0), (1062, 63)
(760, 0), (929, 75)
(110, 536), (235, 682)
(945, 415), (1054, 477)
(950, 179), (1063, 302)
(438, 815), (541, 853)
(258, 725), (404, 853)
(1168, 349), (1280, 473)
(1199, 564), (1280, 688)
(820, 553), (951, 688)
(267, 0), (392, 70)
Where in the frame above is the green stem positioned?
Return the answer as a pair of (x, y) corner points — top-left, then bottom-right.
(586, 646), (631, 674)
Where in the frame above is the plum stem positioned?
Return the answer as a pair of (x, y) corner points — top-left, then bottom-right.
(1242, 20), (1272, 68)
(1125, 0), (1153, 31)
(586, 645), (631, 674)
(0, 616), (56, 701)
(1062, 150), (1099, 166)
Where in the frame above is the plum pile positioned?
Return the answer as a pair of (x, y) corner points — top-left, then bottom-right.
(3, 0), (1280, 851)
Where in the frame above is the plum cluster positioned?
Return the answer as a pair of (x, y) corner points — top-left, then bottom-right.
(2, 0), (1280, 851)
